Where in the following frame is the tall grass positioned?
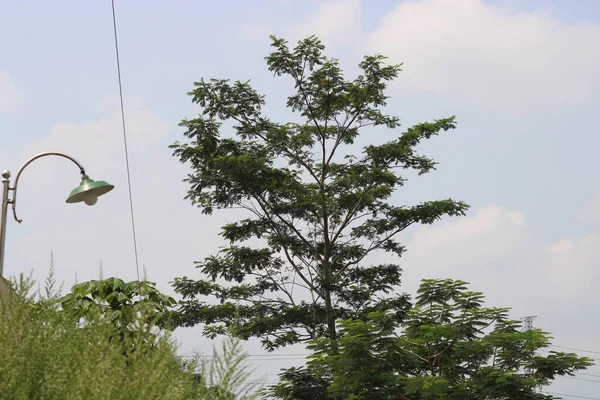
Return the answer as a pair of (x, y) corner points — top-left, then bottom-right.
(192, 336), (263, 400)
(0, 271), (264, 400)
(0, 274), (195, 399)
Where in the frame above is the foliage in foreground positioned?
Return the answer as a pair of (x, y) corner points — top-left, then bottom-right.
(0, 275), (195, 400)
(60, 277), (177, 360)
(0, 274), (264, 400)
(170, 34), (468, 351)
(193, 335), (263, 400)
(60, 277), (176, 330)
(268, 279), (593, 400)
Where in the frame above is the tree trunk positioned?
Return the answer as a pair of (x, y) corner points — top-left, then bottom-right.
(323, 287), (338, 353)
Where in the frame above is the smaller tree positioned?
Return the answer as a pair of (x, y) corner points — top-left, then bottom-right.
(60, 278), (177, 359)
(60, 277), (176, 330)
(269, 279), (593, 399)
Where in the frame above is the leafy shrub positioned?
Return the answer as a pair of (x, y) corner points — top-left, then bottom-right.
(0, 274), (194, 399)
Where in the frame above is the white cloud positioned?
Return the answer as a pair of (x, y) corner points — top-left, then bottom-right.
(0, 71), (23, 112)
(398, 204), (599, 312)
(367, 0), (600, 110)
(546, 234), (600, 294)
(87, 93), (145, 115)
(289, 0), (362, 44)
(405, 205), (530, 267)
(17, 109), (172, 187)
(39, 108), (170, 153)
(399, 205), (536, 302)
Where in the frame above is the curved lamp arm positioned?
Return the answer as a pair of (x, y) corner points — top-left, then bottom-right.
(10, 152), (86, 223)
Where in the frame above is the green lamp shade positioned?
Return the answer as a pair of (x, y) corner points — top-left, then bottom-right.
(66, 176), (114, 206)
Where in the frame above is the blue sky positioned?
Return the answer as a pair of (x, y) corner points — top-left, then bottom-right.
(1, 0), (600, 397)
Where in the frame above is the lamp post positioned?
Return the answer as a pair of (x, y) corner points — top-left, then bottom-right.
(0, 152), (114, 276)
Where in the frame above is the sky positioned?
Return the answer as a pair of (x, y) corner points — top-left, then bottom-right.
(1, 0), (600, 397)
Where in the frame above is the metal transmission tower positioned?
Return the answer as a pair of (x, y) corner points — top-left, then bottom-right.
(521, 315), (539, 393)
(521, 315), (537, 331)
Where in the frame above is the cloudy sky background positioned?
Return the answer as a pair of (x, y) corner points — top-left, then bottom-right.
(1, 0), (600, 396)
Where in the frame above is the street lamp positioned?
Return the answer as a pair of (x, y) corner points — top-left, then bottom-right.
(0, 152), (114, 276)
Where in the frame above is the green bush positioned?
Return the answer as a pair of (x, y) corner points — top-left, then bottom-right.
(0, 274), (195, 400)
(0, 273), (264, 400)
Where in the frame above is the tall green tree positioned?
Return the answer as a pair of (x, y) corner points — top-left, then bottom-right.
(269, 279), (594, 399)
(170, 35), (468, 351)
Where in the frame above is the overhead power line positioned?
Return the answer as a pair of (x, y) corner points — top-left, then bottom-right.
(110, 0), (141, 283)
(541, 391), (600, 400)
(552, 345), (600, 355)
(179, 343), (600, 360)
(563, 376), (600, 384)
(579, 373), (600, 378)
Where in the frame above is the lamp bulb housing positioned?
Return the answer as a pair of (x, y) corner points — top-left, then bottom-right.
(84, 193), (98, 206)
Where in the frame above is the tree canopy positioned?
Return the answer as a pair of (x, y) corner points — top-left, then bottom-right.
(170, 34), (468, 352)
(268, 279), (594, 399)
